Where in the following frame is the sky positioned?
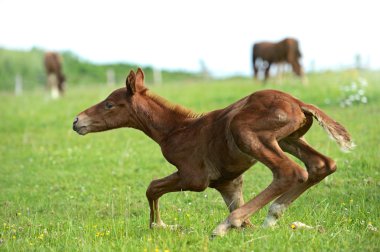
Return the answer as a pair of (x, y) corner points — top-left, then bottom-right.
(0, 0), (379, 77)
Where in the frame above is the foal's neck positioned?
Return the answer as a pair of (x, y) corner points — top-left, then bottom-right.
(133, 91), (201, 144)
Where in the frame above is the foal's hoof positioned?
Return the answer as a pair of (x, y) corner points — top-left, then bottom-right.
(241, 219), (253, 228)
(261, 215), (278, 228)
(211, 220), (231, 237)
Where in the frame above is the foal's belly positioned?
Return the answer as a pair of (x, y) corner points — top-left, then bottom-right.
(206, 150), (257, 183)
(208, 157), (258, 188)
(205, 128), (258, 182)
(223, 154), (257, 178)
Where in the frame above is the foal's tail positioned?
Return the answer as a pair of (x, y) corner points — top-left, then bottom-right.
(301, 103), (355, 152)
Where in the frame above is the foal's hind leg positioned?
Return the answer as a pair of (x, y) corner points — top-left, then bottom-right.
(262, 138), (336, 227)
(212, 137), (308, 236)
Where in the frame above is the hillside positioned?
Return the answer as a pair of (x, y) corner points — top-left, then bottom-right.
(0, 48), (202, 91)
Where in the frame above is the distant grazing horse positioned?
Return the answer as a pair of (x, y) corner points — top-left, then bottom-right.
(252, 38), (303, 81)
(73, 68), (353, 236)
(44, 52), (65, 98)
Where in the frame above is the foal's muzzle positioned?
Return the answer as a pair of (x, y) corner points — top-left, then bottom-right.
(72, 115), (88, 135)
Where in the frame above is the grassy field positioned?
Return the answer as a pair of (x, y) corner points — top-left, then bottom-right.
(1, 71), (379, 251)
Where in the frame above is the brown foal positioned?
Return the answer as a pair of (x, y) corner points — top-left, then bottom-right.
(73, 68), (354, 236)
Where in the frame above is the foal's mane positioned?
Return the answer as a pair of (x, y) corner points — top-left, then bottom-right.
(145, 90), (202, 119)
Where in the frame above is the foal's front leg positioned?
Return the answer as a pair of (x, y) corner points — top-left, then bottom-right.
(214, 176), (253, 227)
(146, 172), (182, 229)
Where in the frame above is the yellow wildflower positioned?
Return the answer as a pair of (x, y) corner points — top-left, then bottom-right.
(291, 224), (296, 229)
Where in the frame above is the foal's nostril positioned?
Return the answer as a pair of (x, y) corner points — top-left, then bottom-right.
(73, 117), (79, 131)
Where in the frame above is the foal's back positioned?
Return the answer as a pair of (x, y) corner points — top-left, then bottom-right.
(166, 90), (307, 181)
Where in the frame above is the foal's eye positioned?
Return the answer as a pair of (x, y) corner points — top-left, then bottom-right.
(105, 102), (114, 109)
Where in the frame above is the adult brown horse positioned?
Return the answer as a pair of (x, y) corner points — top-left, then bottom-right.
(44, 52), (66, 97)
(73, 68), (354, 236)
(252, 38), (304, 81)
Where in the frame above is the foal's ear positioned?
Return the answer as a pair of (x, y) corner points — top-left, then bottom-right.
(126, 69), (136, 94)
(126, 68), (145, 95)
(135, 68), (145, 90)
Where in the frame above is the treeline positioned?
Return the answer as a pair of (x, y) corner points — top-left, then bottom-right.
(0, 48), (202, 91)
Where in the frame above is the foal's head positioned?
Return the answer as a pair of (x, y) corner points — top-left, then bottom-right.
(73, 68), (146, 135)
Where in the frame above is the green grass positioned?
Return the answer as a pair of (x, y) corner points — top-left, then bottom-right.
(1, 71), (379, 251)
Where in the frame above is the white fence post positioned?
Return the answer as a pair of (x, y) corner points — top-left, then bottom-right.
(15, 74), (23, 96)
(153, 67), (162, 85)
(107, 69), (116, 86)
(199, 59), (210, 80)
